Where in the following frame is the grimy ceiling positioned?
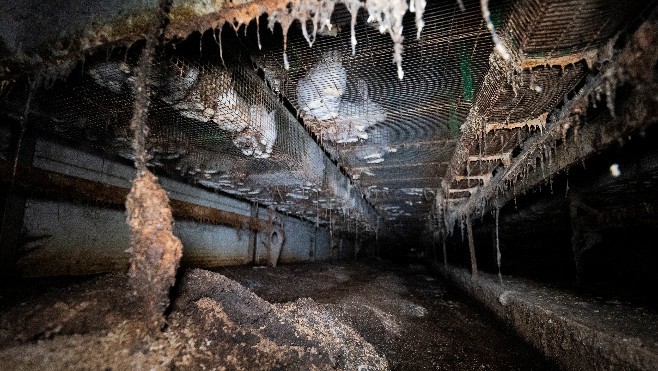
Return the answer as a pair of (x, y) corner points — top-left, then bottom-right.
(1, 0), (657, 237)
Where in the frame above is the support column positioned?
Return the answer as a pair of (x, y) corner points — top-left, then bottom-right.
(466, 217), (478, 278)
(339, 237), (343, 259)
(569, 197), (602, 285)
(311, 232), (317, 261)
(494, 208), (502, 282)
(430, 231), (437, 263)
(442, 230), (448, 267)
(0, 122), (36, 276)
(249, 202), (259, 265)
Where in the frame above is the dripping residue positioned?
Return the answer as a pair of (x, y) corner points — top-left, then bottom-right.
(204, 0), (426, 79)
(346, 0), (360, 56)
(364, 0), (409, 80)
(480, 0), (510, 60)
(216, 27), (224, 66)
(410, 0), (427, 40)
(256, 16), (262, 50)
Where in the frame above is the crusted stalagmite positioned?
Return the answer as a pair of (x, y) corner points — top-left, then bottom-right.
(126, 170), (183, 332)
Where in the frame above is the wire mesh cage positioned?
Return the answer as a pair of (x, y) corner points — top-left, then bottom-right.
(240, 0), (514, 226)
(4, 0), (646, 232)
(0, 36), (380, 231)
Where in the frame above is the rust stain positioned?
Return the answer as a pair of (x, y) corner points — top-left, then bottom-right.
(467, 153), (512, 167)
(518, 48), (600, 69)
(455, 174), (492, 187)
(485, 113), (548, 132)
(166, 0), (288, 39)
(1, 0), (281, 81)
(0, 161), (271, 232)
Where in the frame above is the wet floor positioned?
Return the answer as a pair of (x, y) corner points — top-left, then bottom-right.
(219, 261), (557, 370)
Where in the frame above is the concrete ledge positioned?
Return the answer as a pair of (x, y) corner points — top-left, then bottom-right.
(436, 265), (658, 370)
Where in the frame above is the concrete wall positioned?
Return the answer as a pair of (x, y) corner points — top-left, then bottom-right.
(17, 139), (332, 277)
(21, 200), (130, 276)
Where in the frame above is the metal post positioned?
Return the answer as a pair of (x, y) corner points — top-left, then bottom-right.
(250, 202), (259, 265)
(0, 121), (36, 276)
(466, 216), (478, 278)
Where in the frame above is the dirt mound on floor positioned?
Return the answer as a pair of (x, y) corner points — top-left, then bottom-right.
(0, 269), (388, 370)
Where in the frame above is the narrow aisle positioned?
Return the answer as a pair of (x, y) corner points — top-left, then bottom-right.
(221, 261), (557, 370)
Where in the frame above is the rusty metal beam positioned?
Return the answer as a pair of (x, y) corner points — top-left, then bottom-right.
(0, 161), (272, 232)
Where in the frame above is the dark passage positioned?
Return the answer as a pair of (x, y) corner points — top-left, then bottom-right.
(220, 262), (554, 370)
(0, 262), (554, 370)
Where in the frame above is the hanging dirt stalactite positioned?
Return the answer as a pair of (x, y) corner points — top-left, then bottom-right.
(125, 0), (182, 333)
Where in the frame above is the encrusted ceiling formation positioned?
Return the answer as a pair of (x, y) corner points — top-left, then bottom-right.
(1, 0), (656, 237)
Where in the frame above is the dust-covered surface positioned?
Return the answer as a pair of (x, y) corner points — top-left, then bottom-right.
(0, 262), (554, 370)
(0, 268), (388, 370)
(219, 262), (555, 370)
(439, 265), (658, 370)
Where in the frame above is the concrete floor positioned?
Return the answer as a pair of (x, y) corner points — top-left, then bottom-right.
(0, 261), (554, 370)
(219, 261), (554, 370)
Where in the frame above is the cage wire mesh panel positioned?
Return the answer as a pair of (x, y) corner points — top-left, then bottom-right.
(505, 0), (648, 62)
(1, 41), (377, 232)
(243, 0), (513, 228)
(441, 0), (654, 228)
(3, 0), (647, 234)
